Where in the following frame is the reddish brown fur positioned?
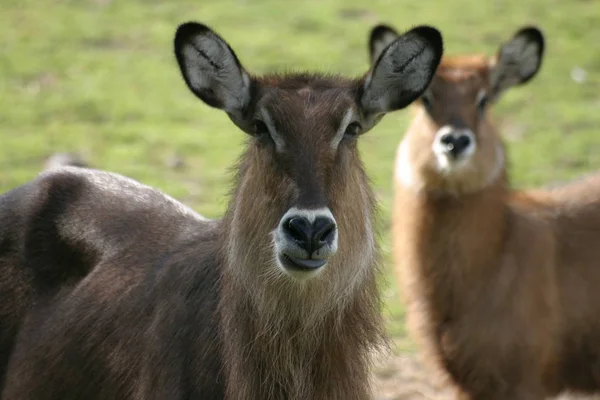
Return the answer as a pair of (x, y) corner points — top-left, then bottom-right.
(437, 55), (491, 74)
(390, 31), (600, 399)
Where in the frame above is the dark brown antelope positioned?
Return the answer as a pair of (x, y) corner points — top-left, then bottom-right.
(0, 22), (443, 399)
(370, 24), (600, 399)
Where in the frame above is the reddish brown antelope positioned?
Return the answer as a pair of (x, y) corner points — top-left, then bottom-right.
(0, 22), (443, 399)
(371, 24), (600, 399)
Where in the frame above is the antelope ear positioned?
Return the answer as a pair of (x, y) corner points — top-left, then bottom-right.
(368, 24), (400, 65)
(490, 26), (545, 101)
(174, 22), (252, 115)
(360, 25), (443, 120)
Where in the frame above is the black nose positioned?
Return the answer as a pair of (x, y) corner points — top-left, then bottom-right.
(439, 133), (472, 158)
(283, 216), (336, 255)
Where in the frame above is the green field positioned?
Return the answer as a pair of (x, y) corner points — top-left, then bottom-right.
(1, 0), (599, 352)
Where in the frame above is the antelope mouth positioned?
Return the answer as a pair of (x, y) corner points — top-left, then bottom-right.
(280, 254), (327, 271)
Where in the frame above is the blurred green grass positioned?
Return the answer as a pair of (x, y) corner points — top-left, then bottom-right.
(1, 0), (599, 352)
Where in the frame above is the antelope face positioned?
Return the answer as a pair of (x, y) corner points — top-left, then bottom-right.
(370, 25), (545, 194)
(426, 68), (492, 175)
(174, 22), (443, 281)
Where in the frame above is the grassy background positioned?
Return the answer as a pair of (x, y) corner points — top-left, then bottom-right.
(1, 0), (599, 352)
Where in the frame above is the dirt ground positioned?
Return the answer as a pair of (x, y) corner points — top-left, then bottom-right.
(372, 351), (451, 400)
(372, 351), (600, 400)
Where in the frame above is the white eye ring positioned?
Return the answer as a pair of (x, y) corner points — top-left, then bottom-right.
(476, 90), (488, 112)
(331, 108), (356, 150)
(260, 108), (285, 152)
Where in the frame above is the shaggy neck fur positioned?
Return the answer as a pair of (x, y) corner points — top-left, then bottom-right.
(393, 145), (510, 347)
(217, 148), (386, 399)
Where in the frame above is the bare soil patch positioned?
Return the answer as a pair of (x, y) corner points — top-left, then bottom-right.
(372, 351), (600, 400)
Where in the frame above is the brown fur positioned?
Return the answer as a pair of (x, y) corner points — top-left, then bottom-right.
(0, 76), (386, 400)
(0, 21), (445, 400)
(390, 30), (600, 399)
(217, 81), (387, 398)
(436, 55), (491, 79)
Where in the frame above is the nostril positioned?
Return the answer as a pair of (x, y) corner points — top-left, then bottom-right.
(439, 132), (472, 158)
(453, 135), (471, 155)
(285, 217), (311, 244)
(312, 217), (336, 249)
(282, 215), (337, 256)
(320, 225), (335, 243)
(456, 134), (471, 149)
(440, 134), (454, 146)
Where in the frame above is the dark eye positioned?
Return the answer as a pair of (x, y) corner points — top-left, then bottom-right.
(344, 122), (362, 138)
(421, 94), (433, 113)
(477, 93), (488, 114)
(252, 119), (270, 138)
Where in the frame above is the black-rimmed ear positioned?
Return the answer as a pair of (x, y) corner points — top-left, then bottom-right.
(490, 26), (545, 101)
(361, 26), (443, 120)
(174, 22), (252, 116)
(368, 24), (400, 65)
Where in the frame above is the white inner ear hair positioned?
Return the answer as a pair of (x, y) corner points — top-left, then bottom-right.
(182, 34), (250, 112)
(363, 34), (436, 112)
(493, 36), (540, 91)
(385, 37), (436, 95)
(517, 40), (541, 78)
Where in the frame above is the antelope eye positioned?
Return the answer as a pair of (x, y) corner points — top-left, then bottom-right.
(252, 120), (269, 136)
(344, 122), (362, 138)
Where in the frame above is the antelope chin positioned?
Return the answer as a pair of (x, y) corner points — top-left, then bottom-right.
(434, 152), (475, 175)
